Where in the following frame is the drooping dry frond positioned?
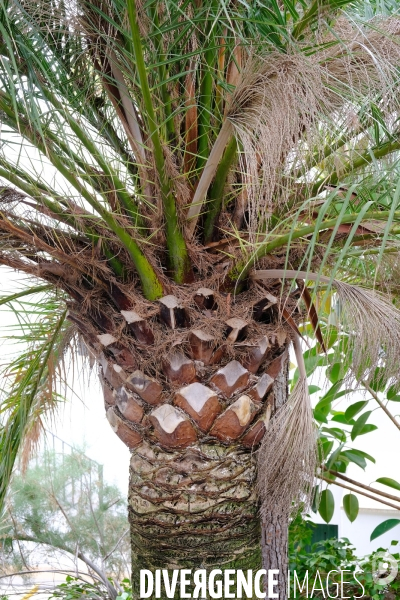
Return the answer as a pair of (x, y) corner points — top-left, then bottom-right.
(334, 280), (400, 390)
(227, 51), (328, 238)
(258, 375), (318, 519)
(226, 20), (400, 239)
(254, 269), (400, 391)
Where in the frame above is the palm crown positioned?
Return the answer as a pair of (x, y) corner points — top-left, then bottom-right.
(2, 0), (400, 589)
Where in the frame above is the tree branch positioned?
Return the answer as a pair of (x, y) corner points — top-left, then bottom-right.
(326, 468), (400, 504)
(320, 475), (400, 511)
(362, 381), (400, 432)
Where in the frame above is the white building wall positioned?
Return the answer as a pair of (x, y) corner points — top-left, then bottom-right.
(310, 378), (400, 557)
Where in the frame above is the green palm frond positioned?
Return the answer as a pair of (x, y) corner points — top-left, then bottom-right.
(0, 285), (73, 515)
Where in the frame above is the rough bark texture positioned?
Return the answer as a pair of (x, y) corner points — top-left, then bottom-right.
(261, 365), (289, 600)
(128, 441), (261, 596)
(96, 289), (292, 599)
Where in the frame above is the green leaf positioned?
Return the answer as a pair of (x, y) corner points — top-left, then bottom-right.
(370, 519), (400, 541)
(319, 489), (335, 523)
(295, 354), (327, 383)
(317, 380), (344, 408)
(322, 427), (347, 443)
(318, 438), (334, 461)
(312, 485), (320, 513)
(386, 386), (400, 402)
(387, 386), (399, 400)
(325, 445), (343, 471)
(326, 362), (342, 384)
(358, 424), (378, 436)
(345, 401), (369, 421)
(346, 448), (375, 464)
(332, 458), (349, 473)
(331, 413), (355, 425)
(376, 478), (400, 492)
(341, 451), (367, 470)
(314, 400), (331, 423)
(351, 411), (372, 441)
(343, 494), (359, 523)
(309, 385), (321, 395)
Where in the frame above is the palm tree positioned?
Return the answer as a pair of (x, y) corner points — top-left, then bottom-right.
(1, 0), (400, 597)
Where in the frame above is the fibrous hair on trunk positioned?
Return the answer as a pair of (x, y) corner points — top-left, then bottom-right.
(257, 335), (318, 519)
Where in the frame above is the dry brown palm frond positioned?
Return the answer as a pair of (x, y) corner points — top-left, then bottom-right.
(254, 269), (400, 391)
(258, 335), (318, 519)
(20, 418), (44, 474)
(333, 279), (400, 390)
(227, 51), (328, 239)
(224, 20), (400, 239)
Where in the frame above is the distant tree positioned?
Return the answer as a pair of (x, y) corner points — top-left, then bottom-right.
(0, 445), (129, 592)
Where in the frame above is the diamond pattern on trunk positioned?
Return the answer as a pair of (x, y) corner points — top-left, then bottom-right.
(120, 310), (155, 346)
(248, 372), (274, 403)
(100, 354), (126, 389)
(162, 352), (196, 384)
(99, 291), (290, 453)
(159, 295), (189, 329)
(210, 360), (249, 397)
(241, 418), (268, 448)
(188, 329), (215, 364)
(115, 386), (144, 423)
(242, 336), (270, 373)
(126, 370), (163, 405)
(210, 395), (259, 441)
(150, 404), (197, 448)
(193, 288), (216, 310)
(174, 382), (221, 432)
(106, 407), (142, 448)
(225, 317), (248, 342)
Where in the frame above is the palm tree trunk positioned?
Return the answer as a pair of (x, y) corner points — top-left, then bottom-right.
(128, 441), (261, 597)
(260, 365), (289, 600)
(98, 291), (290, 599)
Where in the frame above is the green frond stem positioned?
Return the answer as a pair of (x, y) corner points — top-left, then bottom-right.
(0, 88), (145, 229)
(126, 0), (191, 283)
(89, 98), (139, 179)
(0, 285), (52, 306)
(203, 137), (237, 243)
(147, 2), (175, 140)
(196, 3), (219, 172)
(0, 309), (68, 516)
(1, 120), (112, 213)
(346, 246), (400, 257)
(197, 45), (216, 172)
(8, 129), (161, 296)
(292, 0), (321, 39)
(292, 0), (354, 39)
(225, 209), (400, 290)
(311, 136), (400, 195)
